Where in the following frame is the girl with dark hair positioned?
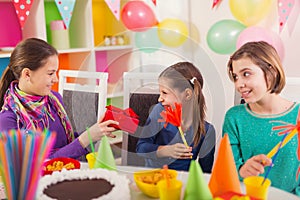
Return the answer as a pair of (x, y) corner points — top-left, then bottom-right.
(0, 38), (119, 159)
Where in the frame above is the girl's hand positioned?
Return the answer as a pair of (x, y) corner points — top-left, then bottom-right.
(78, 118), (119, 148)
(239, 154), (272, 178)
(157, 143), (193, 159)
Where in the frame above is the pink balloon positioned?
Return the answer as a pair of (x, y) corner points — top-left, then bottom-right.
(237, 26), (285, 61)
(121, 1), (157, 32)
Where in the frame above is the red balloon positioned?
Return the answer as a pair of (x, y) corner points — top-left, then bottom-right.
(121, 1), (157, 32)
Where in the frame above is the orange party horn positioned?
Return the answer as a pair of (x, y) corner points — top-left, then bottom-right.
(162, 165), (170, 188)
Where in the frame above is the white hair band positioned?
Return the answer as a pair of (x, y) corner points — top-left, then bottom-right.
(190, 77), (197, 85)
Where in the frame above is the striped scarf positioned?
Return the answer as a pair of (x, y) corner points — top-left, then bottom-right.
(2, 81), (74, 143)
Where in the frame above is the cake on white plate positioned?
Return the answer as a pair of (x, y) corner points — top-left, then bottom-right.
(36, 168), (130, 200)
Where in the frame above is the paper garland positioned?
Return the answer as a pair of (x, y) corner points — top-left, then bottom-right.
(278, 0), (295, 32)
(105, 0), (121, 21)
(212, 0), (222, 8)
(13, 0), (34, 29)
(54, 0), (76, 29)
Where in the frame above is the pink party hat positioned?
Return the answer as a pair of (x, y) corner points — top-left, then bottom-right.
(94, 136), (116, 170)
(184, 160), (213, 200)
(208, 134), (241, 197)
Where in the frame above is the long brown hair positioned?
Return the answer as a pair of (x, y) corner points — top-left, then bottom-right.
(0, 38), (58, 108)
(159, 62), (206, 146)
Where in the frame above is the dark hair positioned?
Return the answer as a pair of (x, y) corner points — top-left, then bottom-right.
(159, 61), (206, 146)
(0, 38), (58, 108)
(227, 41), (285, 94)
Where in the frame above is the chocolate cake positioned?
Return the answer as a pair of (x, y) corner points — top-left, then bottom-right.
(36, 168), (130, 200)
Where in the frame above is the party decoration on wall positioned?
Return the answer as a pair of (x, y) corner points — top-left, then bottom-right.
(13, 0), (34, 29)
(55, 0), (76, 29)
(207, 19), (246, 54)
(212, 0), (222, 8)
(121, 1), (157, 32)
(135, 28), (162, 53)
(157, 18), (189, 47)
(278, 0), (299, 33)
(236, 26), (285, 60)
(105, 0), (121, 21)
(229, 0), (272, 26)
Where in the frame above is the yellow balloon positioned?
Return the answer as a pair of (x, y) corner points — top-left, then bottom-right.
(157, 18), (189, 47)
(229, 0), (272, 26)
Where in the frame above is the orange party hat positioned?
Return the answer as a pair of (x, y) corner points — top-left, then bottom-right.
(184, 160), (213, 200)
(208, 134), (241, 197)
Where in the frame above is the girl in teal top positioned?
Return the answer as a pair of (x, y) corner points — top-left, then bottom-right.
(222, 41), (300, 195)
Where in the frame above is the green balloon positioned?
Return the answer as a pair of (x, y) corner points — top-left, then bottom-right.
(135, 28), (162, 53)
(206, 19), (246, 55)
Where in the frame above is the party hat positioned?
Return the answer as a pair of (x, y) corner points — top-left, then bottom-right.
(208, 134), (241, 197)
(184, 160), (213, 200)
(94, 136), (116, 170)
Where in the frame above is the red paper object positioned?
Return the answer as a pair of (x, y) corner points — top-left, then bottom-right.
(102, 105), (139, 134)
(13, 0), (34, 29)
(217, 191), (259, 200)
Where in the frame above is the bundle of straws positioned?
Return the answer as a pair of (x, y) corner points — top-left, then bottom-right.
(0, 129), (56, 200)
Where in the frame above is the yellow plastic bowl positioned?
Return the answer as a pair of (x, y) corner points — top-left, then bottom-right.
(133, 168), (178, 198)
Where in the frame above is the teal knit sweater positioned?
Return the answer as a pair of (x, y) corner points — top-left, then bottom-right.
(223, 103), (300, 196)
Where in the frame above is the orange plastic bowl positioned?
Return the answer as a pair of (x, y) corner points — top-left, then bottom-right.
(42, 157), (80, 176)
(133, 168), (178, 198)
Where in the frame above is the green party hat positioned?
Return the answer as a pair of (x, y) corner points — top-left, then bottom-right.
(184, 160), (213, 200)
(94, 136), (116, 170)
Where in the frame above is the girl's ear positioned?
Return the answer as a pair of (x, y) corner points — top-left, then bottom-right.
(184, 88), (193, 101)
(21, 68), (31, 81)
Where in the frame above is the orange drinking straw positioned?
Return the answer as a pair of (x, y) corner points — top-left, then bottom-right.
(162, 165), (170, 188)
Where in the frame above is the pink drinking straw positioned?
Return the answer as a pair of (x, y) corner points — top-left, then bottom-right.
(18, 135), (32, 200)
(0, 141), (13, 200)
(27, 132), (56, 200)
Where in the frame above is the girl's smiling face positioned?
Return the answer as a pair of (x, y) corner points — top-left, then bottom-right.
(19, 55), (59, 96)
(158, 77), (185, 108)
(231, 57), (269, 103)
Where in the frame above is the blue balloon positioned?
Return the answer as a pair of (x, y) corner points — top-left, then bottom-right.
(135, 28), (162, 53)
